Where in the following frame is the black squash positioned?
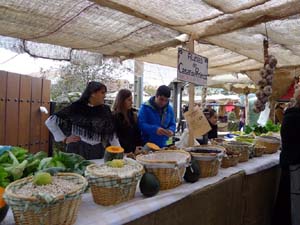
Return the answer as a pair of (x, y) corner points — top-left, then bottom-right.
(0, 205), (9, 223)
(139, 173), (160, 197)
(184, 159), (200, 183)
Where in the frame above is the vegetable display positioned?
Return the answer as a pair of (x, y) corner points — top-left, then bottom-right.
(0, 146), (92, 187)
(244, 120), (280, 136)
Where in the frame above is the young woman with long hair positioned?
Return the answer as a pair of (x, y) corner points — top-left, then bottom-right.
(112, 89), (142, 153)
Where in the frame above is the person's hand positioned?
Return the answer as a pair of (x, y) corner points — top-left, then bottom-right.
(157, 128), (173, 137)
(165, 130), (174, 137)
(64, 135), (81, 144)
(157, 127), (168, 136)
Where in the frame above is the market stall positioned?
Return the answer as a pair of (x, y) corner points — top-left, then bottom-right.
(1, 1), (299, 225)
(1, 152), (280, 225)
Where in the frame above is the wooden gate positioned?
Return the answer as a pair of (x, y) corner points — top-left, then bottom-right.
(0, 71), (51, 154)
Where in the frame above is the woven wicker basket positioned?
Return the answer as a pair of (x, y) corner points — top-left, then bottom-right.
(186, 145), (225, 177)
(223, 141), (253, 162)
(4, 173), (87, 225)
(210, 138), (226, 146)
(221, 153), (240, 168)
(85, 159), (144, 206)
(255, 136), (280, 154)
(253, 145), (266, 157)
(136, 150), (191, 190)
(218, 123), (228, 132)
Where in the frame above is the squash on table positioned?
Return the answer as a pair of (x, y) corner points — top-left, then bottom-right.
(144, 142), (160, 151)
(0, 187), (8, 223)
(184, 159), (200, 183)
(139, 173), (160, 197)
(104, 146), (124, 162)
(0, 187), (5, 208)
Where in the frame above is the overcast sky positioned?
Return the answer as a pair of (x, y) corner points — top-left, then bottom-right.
(0, 48), (177, 86)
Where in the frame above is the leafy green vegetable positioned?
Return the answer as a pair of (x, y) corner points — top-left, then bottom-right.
(244, 125), (253, 134)
(265, 120), (281, 132)
(23, 151), (47, 177)
(11, 147), (28, 162)
(51, 151), (92, 175)
(4, 151), (28, 180)
(40, 167), (66, 175)
(38, 157), (53, 170)
(244, 120), (280, 135)
(0, 152), (11, 164)
(0, 167), (10, 187)
(36, 151), (91, 175)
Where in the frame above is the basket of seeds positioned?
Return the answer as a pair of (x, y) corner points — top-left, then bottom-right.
(4, 172), (87, 225)
(85, 159), (144, 206)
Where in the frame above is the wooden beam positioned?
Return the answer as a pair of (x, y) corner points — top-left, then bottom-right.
(244, 65), (300, 73)
(115, 39), (182, 60)
(183, 36), (196, 147)
(92, 0), (175, 29)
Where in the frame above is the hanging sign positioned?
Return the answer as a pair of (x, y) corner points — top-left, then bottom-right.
(177, 48), (208, 86)
(184, 108), (211, 137)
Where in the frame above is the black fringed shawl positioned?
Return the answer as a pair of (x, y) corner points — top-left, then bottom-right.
(54, 101), (114, 145)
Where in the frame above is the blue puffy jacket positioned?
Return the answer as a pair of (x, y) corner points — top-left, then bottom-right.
(138, 97), (176, 148)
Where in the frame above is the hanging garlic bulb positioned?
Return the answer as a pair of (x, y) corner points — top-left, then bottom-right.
(253, 54), (277, 113)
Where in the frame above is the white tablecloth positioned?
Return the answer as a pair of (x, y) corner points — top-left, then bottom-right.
(2, 152), (280, 225)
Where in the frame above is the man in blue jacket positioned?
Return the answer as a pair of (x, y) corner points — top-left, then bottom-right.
(138, 85), (176, 148)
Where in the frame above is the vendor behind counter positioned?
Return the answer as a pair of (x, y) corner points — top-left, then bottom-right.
(197, 108), (218, 144)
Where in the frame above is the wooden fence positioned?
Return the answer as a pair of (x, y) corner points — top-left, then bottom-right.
(0, 71), (51, 153)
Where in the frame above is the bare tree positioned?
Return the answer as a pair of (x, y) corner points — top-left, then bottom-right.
(41, 59), (133, 101)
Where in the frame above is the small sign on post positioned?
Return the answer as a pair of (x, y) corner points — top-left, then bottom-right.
(184, 108), (211, 138)
(177, 48), (208, 86)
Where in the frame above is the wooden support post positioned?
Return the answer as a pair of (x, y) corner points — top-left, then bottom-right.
(134, 60), (144, 109)
(269, 99), (275, 122)
(245, 93), (249, 125)
(202, 87), (207, 109)
(186, 36), (195, 147)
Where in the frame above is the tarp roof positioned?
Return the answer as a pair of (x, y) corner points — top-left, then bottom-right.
(1, 0), (300, 77)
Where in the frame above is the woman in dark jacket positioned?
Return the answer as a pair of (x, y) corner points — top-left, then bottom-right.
(112, 89), (142, 153)
(45, 81), (120, 159)
(273, 87), (300, 225)
(203, 108), (218, 139)
(196, 108), (218, 145)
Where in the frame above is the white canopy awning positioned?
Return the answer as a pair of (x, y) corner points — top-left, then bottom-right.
(0, 0), (300, 77)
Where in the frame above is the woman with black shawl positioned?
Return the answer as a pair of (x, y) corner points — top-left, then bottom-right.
(45, 81), (120, 159)
(112, 89), (142, 153)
